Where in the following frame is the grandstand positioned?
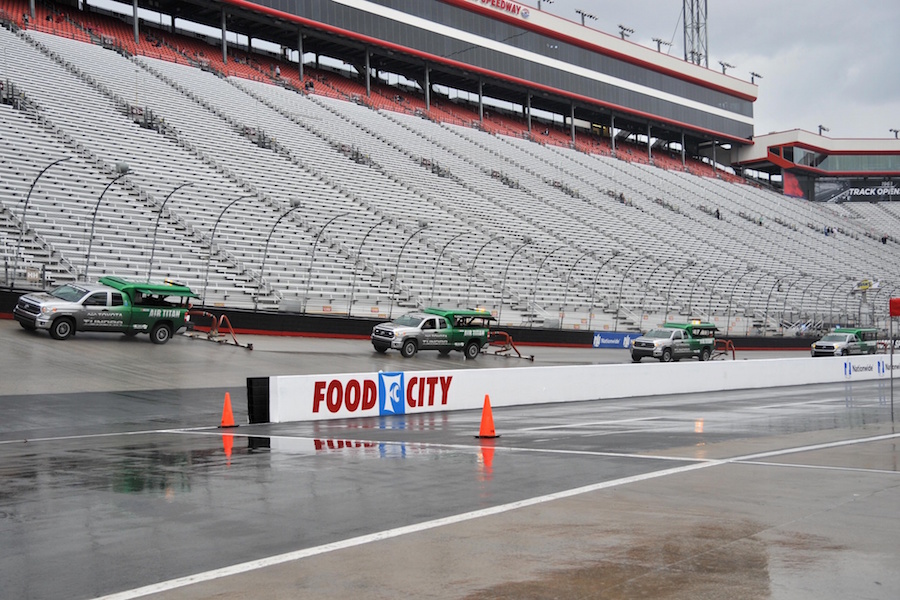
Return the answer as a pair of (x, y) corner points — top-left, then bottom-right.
(1, 0), (899, 334)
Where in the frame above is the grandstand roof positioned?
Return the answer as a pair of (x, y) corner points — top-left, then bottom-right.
(135, 0), (757, 147)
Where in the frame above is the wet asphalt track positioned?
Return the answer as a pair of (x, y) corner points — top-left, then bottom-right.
(1, 319), (898, 600)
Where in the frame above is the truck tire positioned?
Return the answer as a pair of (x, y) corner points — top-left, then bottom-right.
(400, 339), (418, 358)
(699, 347), (711, 361)
(660, 348), (673, 362)
(631, 354), (641, 363)
(464, 341), (480, 360)
(373, 344), (388, 354)
(19, 321), (36, 331)
(150, 322), (173, 344)
(49, 317), (75, 340)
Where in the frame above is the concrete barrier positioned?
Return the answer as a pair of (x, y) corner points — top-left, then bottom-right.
(252, 354), (899, 423)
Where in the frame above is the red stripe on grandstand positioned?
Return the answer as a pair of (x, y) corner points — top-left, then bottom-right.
(439, 0), (757, 103)
(735, 152), (900, 178)
(223, 0), (752, 146)
(771, 140), (900, 156)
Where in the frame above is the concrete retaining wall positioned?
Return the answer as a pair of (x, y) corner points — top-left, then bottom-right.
(257, 354), (899, 423)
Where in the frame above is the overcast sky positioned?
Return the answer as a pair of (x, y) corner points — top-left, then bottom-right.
(540, 0), (900, 139)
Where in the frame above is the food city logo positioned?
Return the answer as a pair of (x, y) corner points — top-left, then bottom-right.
(312, 372), (454, 415)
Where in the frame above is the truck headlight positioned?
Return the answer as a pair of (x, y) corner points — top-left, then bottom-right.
(41, 306), (56, 314)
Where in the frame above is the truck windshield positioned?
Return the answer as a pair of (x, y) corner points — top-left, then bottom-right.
(644, 330), (673, 338)
(393, 314), (424, 327)
(821, 334), (850, 342)
(49, 285), (88, 302)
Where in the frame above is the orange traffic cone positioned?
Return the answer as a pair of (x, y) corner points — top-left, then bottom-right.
(219, 392), (238, 428)
(475, 394), (499, 438)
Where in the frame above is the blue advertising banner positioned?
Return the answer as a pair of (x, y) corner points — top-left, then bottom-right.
(592, 331), (636, 349)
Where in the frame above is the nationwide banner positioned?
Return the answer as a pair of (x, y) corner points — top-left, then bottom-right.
(592, 331), (636, 349)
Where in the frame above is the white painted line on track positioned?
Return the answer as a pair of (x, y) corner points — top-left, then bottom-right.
(92, 430), (900, 600)
(90, 460), (719, 600)
(519, 416), (663, 431)
(167, 428), (710, 463)
(749, 398), (856, 410)
(0, 427), (209, 446)
(736, 461), (900, 475)
(726, 432), (900, 463)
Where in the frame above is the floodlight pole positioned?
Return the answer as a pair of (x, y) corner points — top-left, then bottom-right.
(828, 279), (854, 327)
(13, 156), (72, 286)
(663, 260), (695, 323)
(638, 259), (673, 329)
(586, 250), (619, 331)
(304, 211), (351, 314)
(706, 267), (739, 321)
(497, 238), (533, 326)
(389, 223), (429, 319)
(761, 273), (794, 335)
(530, 245), (566, 327)
(614, 255), (644, 332)
(725, 267), (757, 336)
(466, 236), (502, 308)
(779, 272), (808, 329)
(349, 218), (388, 318)
(202, 195), (255, 306)
(686, 264), (716, 317)
(84, 168), (131, 282)
(796, 277), (821, 329)
(430, 231), (474, 305)
(255, 200), (302, 312)
(813, 274), (850, 331)
(147, 182), (192, 281)
(560, 250), (592, 329)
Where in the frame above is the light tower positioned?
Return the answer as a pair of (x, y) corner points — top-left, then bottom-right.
(683, 0), (708, 67)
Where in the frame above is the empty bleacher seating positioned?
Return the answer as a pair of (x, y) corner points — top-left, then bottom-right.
(1, 5), (896, 331)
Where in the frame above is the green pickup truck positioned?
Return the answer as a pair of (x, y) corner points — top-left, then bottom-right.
(13, 276), (198, 344)
(630, 321), (718, 362)
(371, 307), (496, 359)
